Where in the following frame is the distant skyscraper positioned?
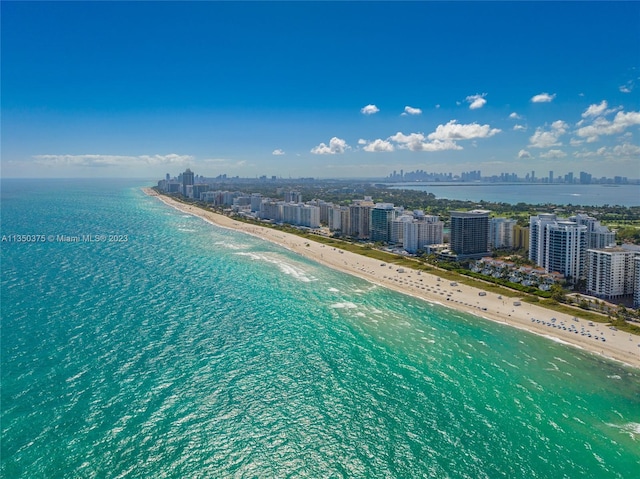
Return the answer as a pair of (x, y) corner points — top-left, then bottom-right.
(182, 168), (194, 196)
(284, 191), (302, 203)
(450, 210), (490, 259)
(579, 171), (592, 184)
(549, 170), (553, 183)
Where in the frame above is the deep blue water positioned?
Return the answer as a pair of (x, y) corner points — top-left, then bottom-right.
(2, 179), (639, 478)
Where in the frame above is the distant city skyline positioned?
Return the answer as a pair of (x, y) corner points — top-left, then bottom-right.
(2, 1), (639, 179)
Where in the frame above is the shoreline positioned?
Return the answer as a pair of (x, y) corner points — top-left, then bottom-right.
(143, 188), (640, 369)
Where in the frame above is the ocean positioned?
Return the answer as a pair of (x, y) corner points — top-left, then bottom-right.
(2, 179), (639, 478)
(388, 182), (640, 207)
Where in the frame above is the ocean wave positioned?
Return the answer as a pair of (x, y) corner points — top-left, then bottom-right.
(329, 302), (358, 309)
(234, 251), (316, 282)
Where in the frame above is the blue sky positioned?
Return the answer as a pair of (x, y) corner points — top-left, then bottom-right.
(2, 1), (639, 179)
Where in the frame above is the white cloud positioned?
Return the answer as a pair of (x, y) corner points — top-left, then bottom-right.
(539, 149), (567, 159)
(403, 105), (422, 116)
(613, 142), (640, 157)
(517, 149), (532, 159)
(363, 139), (395, 152)
(619, 80), (635, 93)
(360, 104), (380, 115)
(388, 132), (462, 152)
(581, 100), (609, 118)
(427, 120), (501, 141)
(528, 120), (568, 148)
(509, 112), (522, 120)
(576, 110), (640, 142)
(413, 140), (462, 152)
(310, 137), (350, 155)
(357, 139), (367, 145)
(573, 147), (607, 159)
(531, 92), (556, 103)
(466, 93), (487, 110)
(572, 143), (640, 159)
(272, 149), (285, 156)
(551, 120), (569, 132)
(32, 153), (193, 167)
(389, 131), (425, 145)
(513, 124), (527, 131)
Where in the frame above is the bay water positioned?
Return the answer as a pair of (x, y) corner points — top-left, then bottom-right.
(389, 182), (640, 207)
(2, 179), (639, 478)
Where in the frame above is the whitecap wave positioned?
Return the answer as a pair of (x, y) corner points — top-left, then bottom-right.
(234, 252), (316, 282)
(607, 422), (640, 440)
(330, 302), (358, 309)
(214, 241), (249, 250)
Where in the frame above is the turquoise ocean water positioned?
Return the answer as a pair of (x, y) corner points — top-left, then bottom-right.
(2, 179), (639, 478)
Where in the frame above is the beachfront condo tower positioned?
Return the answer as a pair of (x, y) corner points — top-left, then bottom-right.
(370, 203), (396, 243)
(449, 210), (491, 259)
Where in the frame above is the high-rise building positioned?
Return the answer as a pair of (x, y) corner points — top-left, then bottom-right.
(403, 214), (444, 254)
(572, 214), (616, 249)
(586, 247), (638, 300)
(545, 221), (587, 280)
(391, 214), (413, 244)
(191, 184), (209, 200)
(298, 205), (320, 228)
(513, 225), (530, 252)
(347, 198), (374, 239)
(260, 201), (284, 222)
(489, 218), (516, 249)
(249, 194), (263, 213)
(370, 203), (396, 243)
(529, 214), (557, 265)
(634, 256), (640, 308)
(449, 210), (490, 259)
(182, 168), (194, 196)
(284, 191), (302, 203)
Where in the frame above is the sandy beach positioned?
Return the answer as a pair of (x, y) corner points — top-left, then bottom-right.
(144, 188), (640, 369)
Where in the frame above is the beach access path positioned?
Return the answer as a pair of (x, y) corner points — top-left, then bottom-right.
(144, 188), (640, 369)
